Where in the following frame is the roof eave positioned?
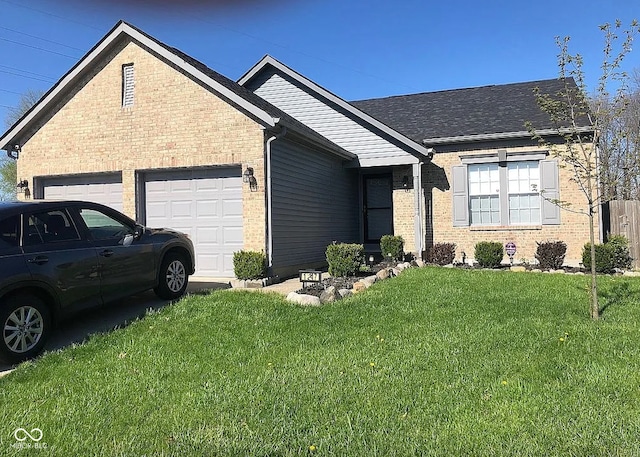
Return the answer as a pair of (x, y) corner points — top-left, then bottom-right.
(422, 126), (594, 146)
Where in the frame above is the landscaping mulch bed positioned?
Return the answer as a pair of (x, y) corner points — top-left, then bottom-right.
(296, 261), (588, 297)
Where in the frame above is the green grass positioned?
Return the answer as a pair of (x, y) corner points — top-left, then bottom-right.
(2, 267), (640, 456)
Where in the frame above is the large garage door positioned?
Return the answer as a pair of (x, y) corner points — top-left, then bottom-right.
(40, 174), (123, 212)
(143, 167), (243, 278)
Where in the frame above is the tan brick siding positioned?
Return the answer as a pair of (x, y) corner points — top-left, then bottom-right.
(425, 145), (597, 266)
(16, 38), (267, 252)
(392, 167), (417, 252)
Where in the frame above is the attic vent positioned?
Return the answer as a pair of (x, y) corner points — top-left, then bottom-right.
(122, 64), (134, 107)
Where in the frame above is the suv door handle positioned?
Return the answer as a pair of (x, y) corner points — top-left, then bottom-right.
(99, 249), (115, 258)
(27, 256), (49, 265)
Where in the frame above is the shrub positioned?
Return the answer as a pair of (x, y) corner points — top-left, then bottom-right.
(607, 235), (633, 270)
(233, 250), (266, 280)
(535, 240), (567, 270)
(326, 243), (364, 277)
(582, 243), (615, 274)
(427, 242), (456, 266)
(380, 235), (404, 260)
(474, 241), (504, 268)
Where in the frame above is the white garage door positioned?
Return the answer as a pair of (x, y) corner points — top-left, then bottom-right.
(40, 174), (123, 212)
(143, 168), (243, 278)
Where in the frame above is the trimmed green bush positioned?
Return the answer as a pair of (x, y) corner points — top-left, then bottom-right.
(427, 242), (457, 266)
(233, 250), (266, 280)
(582, 243), (615, 274)
(380, 235), (404, 260)
(535, 240), (567, 270)
(474, 241), (504, 268)
(607, 235), (633, 270)
(326, 242), (364, 277)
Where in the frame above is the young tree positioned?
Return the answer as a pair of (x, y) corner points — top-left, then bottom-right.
(529, 20), (640, 320)
(1, 89), (44, 200)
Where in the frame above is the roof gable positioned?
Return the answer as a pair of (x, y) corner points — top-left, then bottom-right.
(1, 21), (354, 158)
(239, 56), (432, 162)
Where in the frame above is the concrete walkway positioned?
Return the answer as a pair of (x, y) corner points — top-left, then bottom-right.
(189, 277), (305, 296)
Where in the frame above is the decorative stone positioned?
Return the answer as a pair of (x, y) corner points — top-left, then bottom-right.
(320, 286), (341, 304)
(510, 266), (526, 272)
(376, 269), (390, 281)
(338, 288), (352, 298)
(286, 292), (321, 306)
(362, 275), (378, 287)
(352, 282), (367, 293)
(230, 279), (246, 289)
(623, 271), (640, 277)
(443, 264), (455, 268)
(414, 259), (425, 267)
(246, 280), (264, 288)
(402, 262), (412, 269)
(531, 269), (542, 273)
(551, 269), (566, 274)
(395, 263), (407, 272)
(391, 268), (401, 277)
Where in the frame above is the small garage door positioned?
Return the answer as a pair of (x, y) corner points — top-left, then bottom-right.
(143, 167), (243, 278)
(40, 174), (123, 212)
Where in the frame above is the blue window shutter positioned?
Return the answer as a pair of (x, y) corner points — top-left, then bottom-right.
(452, 165), (469, 226)
(540, 159), (560, 225)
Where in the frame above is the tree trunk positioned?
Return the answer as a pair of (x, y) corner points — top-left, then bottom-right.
(588, 207), (600, 320)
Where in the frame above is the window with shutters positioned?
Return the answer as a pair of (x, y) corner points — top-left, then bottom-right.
(452, 153), (559, 227)
(122, 64), (134, 108)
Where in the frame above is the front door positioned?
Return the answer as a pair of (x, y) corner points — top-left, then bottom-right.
(363, 175), (393, 243)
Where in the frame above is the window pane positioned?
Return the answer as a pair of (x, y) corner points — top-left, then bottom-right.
(79, 208), (131, 240)
(470, 195), (499, 225)
(26, 210), (80, 244)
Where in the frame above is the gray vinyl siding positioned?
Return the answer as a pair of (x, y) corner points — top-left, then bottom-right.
(246, 69), (417, 167)
(271, 137), (359, 276)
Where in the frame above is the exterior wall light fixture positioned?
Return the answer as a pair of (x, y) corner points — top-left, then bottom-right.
(243, 167), (258, 192)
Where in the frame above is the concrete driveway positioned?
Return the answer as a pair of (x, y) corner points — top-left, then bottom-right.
(0, 280), (229, 377)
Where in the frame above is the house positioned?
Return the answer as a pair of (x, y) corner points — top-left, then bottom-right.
(0, 21), (594, 278)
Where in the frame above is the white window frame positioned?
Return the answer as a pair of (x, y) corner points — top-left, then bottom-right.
(458, 152), (550, 227)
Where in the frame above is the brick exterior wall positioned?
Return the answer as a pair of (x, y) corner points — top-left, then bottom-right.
(424, 145), (597, 266)
(15, 38), (267, 253)
(392, 167), (417, 253)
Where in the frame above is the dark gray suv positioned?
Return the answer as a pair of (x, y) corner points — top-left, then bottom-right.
(0, 200), (195, 362)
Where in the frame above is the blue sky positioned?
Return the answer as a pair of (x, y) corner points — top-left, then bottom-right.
(0, 0), (638, 127)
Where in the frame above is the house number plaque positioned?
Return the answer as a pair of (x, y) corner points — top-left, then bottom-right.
(299, 270), (322, 287)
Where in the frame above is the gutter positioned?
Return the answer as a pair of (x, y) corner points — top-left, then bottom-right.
(422, 127), (594, 146)
(265, 125), (287, 270)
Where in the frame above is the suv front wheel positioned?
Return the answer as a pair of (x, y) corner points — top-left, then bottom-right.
(154, 252), (189, 300)
(0, 293), (51, 363)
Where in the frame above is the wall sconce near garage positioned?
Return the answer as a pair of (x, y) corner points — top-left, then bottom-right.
(16, 179), (30, 198)
(243, 166), (258, 192)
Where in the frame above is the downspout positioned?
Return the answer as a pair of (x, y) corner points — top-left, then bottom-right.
(413, 161), (424, 258)
(265, 126), (287, 270)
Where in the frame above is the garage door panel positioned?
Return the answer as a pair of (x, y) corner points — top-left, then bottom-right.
(41, 174), (123, 212)
(144, 168), (242, 277)
(223, 226), (243, 244)
(222, 199), (242, 217)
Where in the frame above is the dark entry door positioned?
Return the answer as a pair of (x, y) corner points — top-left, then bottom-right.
(364, 175), (393, 243)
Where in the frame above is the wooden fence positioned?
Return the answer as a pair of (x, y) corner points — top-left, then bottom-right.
(603, 200), (640, 269)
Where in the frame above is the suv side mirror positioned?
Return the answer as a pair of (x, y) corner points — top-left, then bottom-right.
(133, 224), (145, 241)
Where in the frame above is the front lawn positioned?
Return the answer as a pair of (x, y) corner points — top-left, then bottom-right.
(2, 268), (640, 456)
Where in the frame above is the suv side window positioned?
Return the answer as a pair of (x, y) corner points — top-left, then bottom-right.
(0, 214), (20, 253)
(78, 208), (132, 240)
(25, 209), (80, 245)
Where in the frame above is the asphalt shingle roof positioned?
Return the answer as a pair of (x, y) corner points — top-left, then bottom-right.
(351, 78), (587, 143)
